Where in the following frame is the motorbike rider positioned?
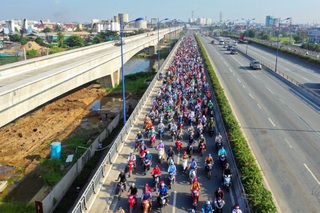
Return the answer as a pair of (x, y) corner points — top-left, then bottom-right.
(127, 152), (136, 168)
(128, 183), (138, 203)
(145, 150), (152, 161)
(144, 183), (153, 193)
(149, 126), (157, 137)
(136, 130), (143, 145)
(218, 146), (227, 159)
(182, 151), (189, 160)
(198, 134), (206, 150)
(232, 205), (243, 213)
(168, 161), (177, 176)
(157, 182), (169, 205)
(214, 187), (225, 201)
(208, 117), (215, 128)
(158, 121), (165, 133)
(222, 162), (232, 182)
(204, 154), (213, 172)
(140, 141), (148, 151)
(202, 200), (213, 213)
(189, 158), (198, 171)
(151, 165), (161, 183)
(214, 196), (225, 212)
(115, 170), (127, 190)
(141, 186), (152, 210)
(171, 122), (178, 134)
(207, 100), (213, 108)
(190, 177), (201, 192)
(167, 146), (175, 161)
(201, 115), (207, 126)
(215, 132), (223, 144)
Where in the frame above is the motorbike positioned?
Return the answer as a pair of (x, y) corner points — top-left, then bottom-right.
(209, 125), (214, 137)
(171, 130), (177, 142)
(199, 142), (206, 156)
(128, 194), (136, 213)
(191, 189), (200, 209)
(214, 197), (225, 213)
(126, 160), (135, 177)
(167, 157), (174, 167)
(223, 174), (231, 192)
(153, 174), (160, 190)
(158, 195), (167, 212)
(183, 111), (188, 122)
(139, 150), (146, 165)
(158, 148), (165, 163)
(182, 158), (188, 174)
(218, 154), (227, 168)
(189, 169), (197, 184)
(209, 106), (214, 118)
(203, 107), (208, 115)
(143, 159), (151, 175)
(145, 127), (151, 139)
(187, 143), (194, 157)
(158, 128), (164, 140)
(197, 128), (203, 138)
(178, 121), (184, 132)
(117, 181), (125, 199)
(135, 139), (142, 152)
(141, 199), (151, 213)
(168, 172), (175, 189)
(175, 139), (182, 153)
(205, 163), (213, 180)
(149, 134), (156, 147)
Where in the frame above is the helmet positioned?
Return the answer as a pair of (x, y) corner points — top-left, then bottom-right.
(184, 151), (187, 154)
(225, 163), (229, 167)
(160, 180), (165, 184)
(118, 206), (123, 210)
(147, 151), (150, 154)
(193, 177), (198, 182)
(169, 146), (173, 149)
(132, 183), (135, 186)
(138, 131), (141, 134)
(155, 165), (158, 167)
(130, 152), (133, 155)
(161, 183), (165, 187)
(192, 158), (195, 161)
(206, 200), (210, 205)
(235, 205), (240, 209)
(141, 141), (144, 144)
(200, 134), (204, 138)
(208, 154), (211, 157)
(159, 140), (163, 143)
(170, 161), (174, 165)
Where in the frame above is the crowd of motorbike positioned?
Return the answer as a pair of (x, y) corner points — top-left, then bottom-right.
(115, 34), (243, 213)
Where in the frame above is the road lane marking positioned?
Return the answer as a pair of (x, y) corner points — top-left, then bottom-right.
(229, 68), (233, 72)
(237, 78), (241, 83)
(302, 77), (310, 82)
(242, 84), (245, 88)
(177, 153), (180, 164)
(257, 104), (262, 109)
(284, 138), (292, 148)
(249, 93), (254, 99)
(304, 163), (320, 185)
(172, 191), (177, 213)
(268, 118), (276, 126)
(266, 87), (274, 95)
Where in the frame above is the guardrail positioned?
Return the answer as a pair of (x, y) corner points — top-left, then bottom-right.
(70, 39), (182, 213)
(236, 44), (320, 104)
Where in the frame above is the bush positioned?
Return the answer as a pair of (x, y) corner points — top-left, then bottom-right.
(195, 35), (277, 212)
(26, 49), (37, 56)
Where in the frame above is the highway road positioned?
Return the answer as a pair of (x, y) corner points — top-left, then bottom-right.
(200, 36), (320, 213)
(92, 36), (245, 213)
(232, 40), (320, 95)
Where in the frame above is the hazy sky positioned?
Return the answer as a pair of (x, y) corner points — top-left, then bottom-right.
(1, 0), (320, 24)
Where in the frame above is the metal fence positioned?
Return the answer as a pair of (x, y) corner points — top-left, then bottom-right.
(71, 39), (182, 213)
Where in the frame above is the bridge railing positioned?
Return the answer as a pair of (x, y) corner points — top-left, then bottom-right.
(70, 39), (182, 213)
(0, 29), (172, 79)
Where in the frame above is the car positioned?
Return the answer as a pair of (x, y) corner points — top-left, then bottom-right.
(230, 48), (238, 55)
(211, 40), (215, 44)
(227, 45), (233, 51)
(223, 44), (228, 48)
(219, 40), (225, 45)
(250, 60), (262, 70)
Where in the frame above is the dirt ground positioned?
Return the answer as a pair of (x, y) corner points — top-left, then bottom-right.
(0, 84), (108, 180)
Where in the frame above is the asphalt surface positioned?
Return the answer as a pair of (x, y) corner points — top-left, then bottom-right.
(200, 36), (320, 213)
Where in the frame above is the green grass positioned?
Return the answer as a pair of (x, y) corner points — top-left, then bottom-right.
(0, 202), (35, 213)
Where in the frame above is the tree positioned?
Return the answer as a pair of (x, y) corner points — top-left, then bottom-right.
(43, 27), (52, 33)
(293, 34), (303, 43)
(67, 35), (84, 47)
(11, 34), (21, 42)
(57, 32), (64, 47)
(20, 38), (28, 45)
(35, 37), (44, 45)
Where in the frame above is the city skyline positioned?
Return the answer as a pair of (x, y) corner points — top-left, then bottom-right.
(1, 0), (320, 24)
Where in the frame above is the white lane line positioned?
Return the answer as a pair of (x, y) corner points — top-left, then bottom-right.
(172, 191), (177, 213)
(177, 153), (180, 164)
(304, 163), (320, 185)
(257, 104), (262, 109)
(285, 68), (290, 71)
(242, 84), (245, 88)
(266, 87), (274, 95)
(284, 138), (293, 148)
(237, 78), (241, 83)
(302, 77), (310, 82)
(249, 93), (254, 99)
(229, 68), (233, 72)
(268, 118), (276, 127)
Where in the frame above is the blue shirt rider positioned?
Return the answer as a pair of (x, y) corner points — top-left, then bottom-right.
(189, 158), (197, 170)
(202, 201), (213, 213)
(145, 151), (152, 161)
(157, 182), (169, 204)
(218, 147), (227, 157)
(168, 162), (177, 175)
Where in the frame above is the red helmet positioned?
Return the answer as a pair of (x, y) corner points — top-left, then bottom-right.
(160, 180), (165, 184)
(184, 151), (187, 154)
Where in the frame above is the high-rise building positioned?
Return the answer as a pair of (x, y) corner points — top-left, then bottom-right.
(265, 15), (274, 26)
(118, 13), (129, 23)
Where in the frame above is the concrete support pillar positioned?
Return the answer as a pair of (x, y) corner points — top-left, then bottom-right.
(100, 69), (120, 88)
(148, 46), (156, 54)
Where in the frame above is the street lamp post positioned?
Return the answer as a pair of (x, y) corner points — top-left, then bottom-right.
(158, 18), (168, 71)
(120, 16), (143, 124)
(275, 17), (290, 72)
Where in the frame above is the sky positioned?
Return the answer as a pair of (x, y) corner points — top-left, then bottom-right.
(1, 0), (320, 25)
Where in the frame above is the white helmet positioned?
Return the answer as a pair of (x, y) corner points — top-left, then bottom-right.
(206, 200), (210, 205)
